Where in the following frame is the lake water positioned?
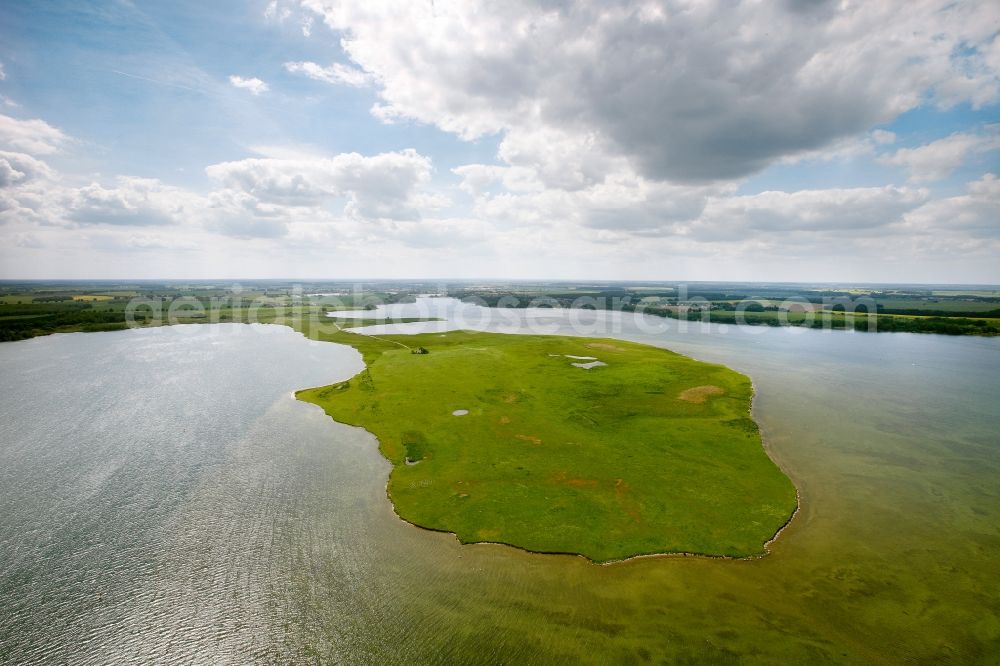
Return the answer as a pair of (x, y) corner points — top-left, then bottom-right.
(2, 303), (999, 662)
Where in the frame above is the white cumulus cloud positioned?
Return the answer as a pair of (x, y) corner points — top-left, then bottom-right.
(205, 149), (446, 237)
(681, 186), (929, 242)
(65, 177), (206, 227)
(299, 0), (1000, 183)
(284, 61), (372, 87)
(228, 75), (270, 95)
(0, 151), (54, 188)
(0, 114), (68, 155)
(878, 133), (1000, 182)
(904, 173), (1000, 238)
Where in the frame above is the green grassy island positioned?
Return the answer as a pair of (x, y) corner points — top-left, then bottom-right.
(298, 330), (797, 563)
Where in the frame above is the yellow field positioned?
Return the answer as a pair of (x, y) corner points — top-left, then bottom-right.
(71, 295), (115, 302)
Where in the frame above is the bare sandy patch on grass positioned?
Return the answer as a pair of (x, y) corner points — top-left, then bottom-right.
(678, 385), (725, 403)
(586, 343), (625, 352)
(552, 471), (599, 488)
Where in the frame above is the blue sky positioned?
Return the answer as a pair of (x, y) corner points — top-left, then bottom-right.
(0, 1), (497, 183)
(0, 1), (998, 282)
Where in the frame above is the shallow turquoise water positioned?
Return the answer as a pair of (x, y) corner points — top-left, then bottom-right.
(1, 308), (999, 663)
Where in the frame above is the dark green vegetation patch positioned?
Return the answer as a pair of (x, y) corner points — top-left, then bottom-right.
(298, 331), (797, 562)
